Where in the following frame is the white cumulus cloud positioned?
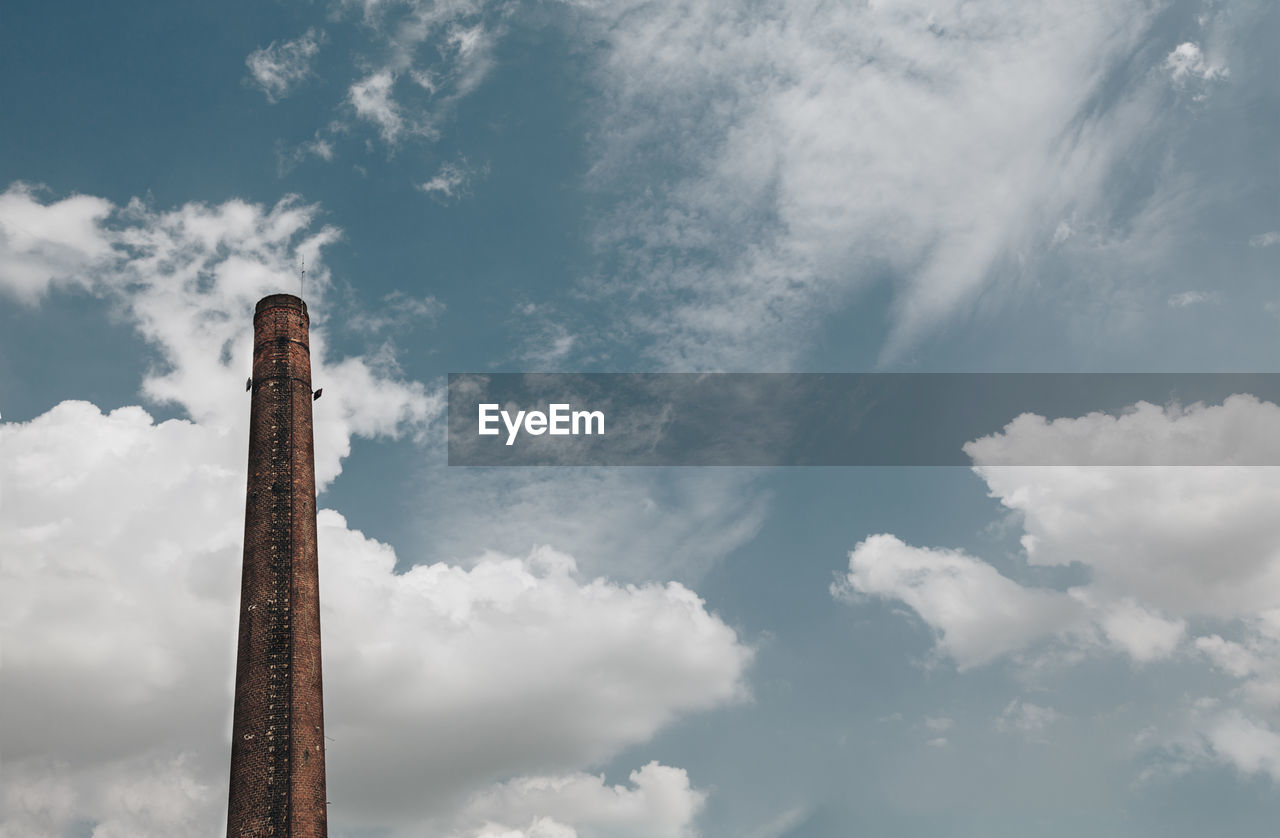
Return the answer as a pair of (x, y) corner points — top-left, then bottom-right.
(833, 534), (1080, 670)
(0, 183), (114, 303)
(836, 393), (1280, 784)
(0, 184), (751, 836)
(450, 762), (704, 838)
(1166, 42), (1228, 85)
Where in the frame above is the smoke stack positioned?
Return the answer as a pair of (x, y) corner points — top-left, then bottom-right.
(227, 294), (328, 836)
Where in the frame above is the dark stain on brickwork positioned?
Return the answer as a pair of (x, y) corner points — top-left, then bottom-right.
(228, 294), (328, 837)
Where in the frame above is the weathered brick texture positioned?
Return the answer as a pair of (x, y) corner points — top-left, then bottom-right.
(228, 294), (327, 837)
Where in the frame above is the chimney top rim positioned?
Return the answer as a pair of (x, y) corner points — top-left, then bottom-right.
(255, 294), (309, 319)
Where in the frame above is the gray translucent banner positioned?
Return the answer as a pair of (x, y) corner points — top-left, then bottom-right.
(447, 373), (1280, 466)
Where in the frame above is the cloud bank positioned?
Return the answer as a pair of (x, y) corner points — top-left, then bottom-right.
(0, 184), (751, 836)
(835, 394), (1280, 783)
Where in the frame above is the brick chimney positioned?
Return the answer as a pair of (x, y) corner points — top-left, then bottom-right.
(227, 294), (327, 836)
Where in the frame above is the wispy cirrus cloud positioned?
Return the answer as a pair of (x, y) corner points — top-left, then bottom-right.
(996, 700), (1061, 739)
(349, 69), (411, 143)
(1168, 290), (1217, 307)
(254, 2), (514, 179)
(546, 0), (1245, 368)
(419, 158), (484, 201)
(334, 2), (512, 149)
(246, 29), (324, 103)
(252, 1), (1260, 367)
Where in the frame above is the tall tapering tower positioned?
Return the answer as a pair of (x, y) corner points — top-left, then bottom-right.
(228, 294), (327, 837)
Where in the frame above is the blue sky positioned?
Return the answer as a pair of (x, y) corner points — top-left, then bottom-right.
(2, 1), (1280, 836)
